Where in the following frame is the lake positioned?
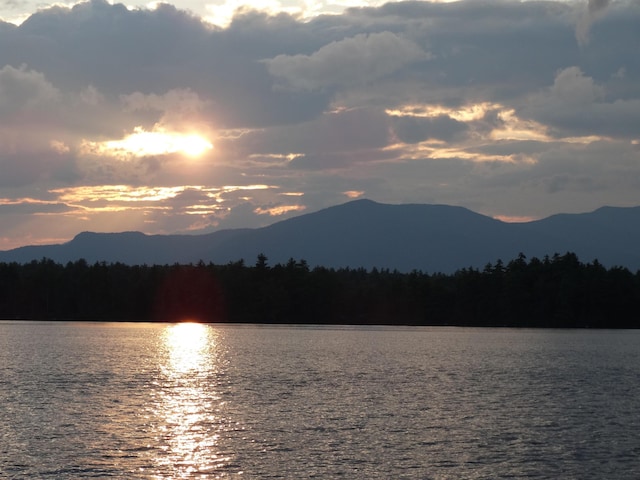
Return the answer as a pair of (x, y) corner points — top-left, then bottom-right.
(1, 322), (639, 478)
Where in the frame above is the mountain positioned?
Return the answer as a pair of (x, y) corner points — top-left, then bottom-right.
(2, 199), (640, 273)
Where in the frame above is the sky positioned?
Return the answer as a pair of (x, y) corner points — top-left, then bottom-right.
(0, 0), (639, 250)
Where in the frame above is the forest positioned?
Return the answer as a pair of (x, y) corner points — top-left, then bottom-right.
(0, 252), (638, 328)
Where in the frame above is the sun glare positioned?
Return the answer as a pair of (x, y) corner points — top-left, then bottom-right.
(157, 322), (231, 475)
(179, 134), (214, 157)
(165, 322), (210, 373)
(83, 127), (213, 159)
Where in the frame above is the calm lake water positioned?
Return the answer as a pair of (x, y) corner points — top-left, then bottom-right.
(1, 322), (639, 479)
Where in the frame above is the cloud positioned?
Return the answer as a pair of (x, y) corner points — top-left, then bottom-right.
(0, 65), (83, 187)
(122, 89), (208, 117)
(3, 1), (330, 129)
(0, 64), (59, 116)
(524, 67), (640, 139)
(0, 149), (77, 188)
(549, 66), (605, 104)
(209, 202), (260, 230)
(1, 0), (640, 250)
(576, 0), (611, 46)
(227, 107), (392, 165)
(264, 31), (429, 90)
(391, 115), (469, 144)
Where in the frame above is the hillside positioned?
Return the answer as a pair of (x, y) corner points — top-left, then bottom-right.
(2, 199), (640, 273)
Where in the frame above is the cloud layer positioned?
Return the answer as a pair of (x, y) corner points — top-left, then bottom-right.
(1, 0), (639, 249)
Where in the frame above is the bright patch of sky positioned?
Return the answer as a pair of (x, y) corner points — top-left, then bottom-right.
(1, 0), (458, 27)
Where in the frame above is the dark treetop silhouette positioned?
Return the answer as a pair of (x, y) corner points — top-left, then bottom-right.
(1, 252), (638, 328)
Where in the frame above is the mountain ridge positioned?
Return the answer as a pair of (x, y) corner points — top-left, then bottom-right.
(2, 199), (640, 273)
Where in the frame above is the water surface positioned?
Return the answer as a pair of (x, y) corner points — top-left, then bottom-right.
(1, 322), (639, 478)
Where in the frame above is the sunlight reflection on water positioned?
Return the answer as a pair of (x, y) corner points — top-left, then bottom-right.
(154, 323), (232, 478)
(165, 323), (210, 374)
(2, 323), (640, 479)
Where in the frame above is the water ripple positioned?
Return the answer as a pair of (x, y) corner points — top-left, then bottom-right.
(1, 323), (640, 478)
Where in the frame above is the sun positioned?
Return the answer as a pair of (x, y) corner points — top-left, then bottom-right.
(85, 127), (214, 159)
(175, 134), (214, 157)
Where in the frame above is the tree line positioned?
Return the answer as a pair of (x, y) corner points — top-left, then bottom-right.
(0, 252), (638, 328)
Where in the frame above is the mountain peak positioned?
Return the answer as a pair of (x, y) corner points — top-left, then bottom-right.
(2, 201), (640, 272)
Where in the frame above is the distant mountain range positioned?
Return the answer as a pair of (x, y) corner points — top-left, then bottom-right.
(2, 199), (640, 273)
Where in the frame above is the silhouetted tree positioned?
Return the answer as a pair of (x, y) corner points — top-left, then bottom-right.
(1, 252), (639, 327)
